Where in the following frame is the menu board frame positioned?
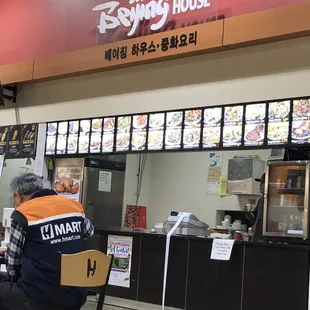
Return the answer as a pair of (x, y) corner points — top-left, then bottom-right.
(222, 104), (245, 148)
(266, 99), (291, 147)
(44, 95), (310, 157)
(164, 110), (184, 151)
(243, 102), (267, 148)
(290, 98), (310, 145)
(202, 106), (223, 150)
(130, 114), (149, 152)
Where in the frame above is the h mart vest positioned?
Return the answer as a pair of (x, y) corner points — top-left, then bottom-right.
(12, 190), (88, 309)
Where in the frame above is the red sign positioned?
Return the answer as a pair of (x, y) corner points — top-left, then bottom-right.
(0, 0), (305, 66)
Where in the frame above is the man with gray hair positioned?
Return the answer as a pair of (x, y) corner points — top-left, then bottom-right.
(0, 173), (94, 310)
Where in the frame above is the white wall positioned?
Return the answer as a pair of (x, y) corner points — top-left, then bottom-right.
(2, 37), (310, 125)
(123, 149), (271, 229)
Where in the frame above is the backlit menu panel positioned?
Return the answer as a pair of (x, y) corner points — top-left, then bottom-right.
(291, 99), (310, 145)
(67, 121), (79, 155)
(102, 117), (115, 153)
(131, 114), (148, 151)
(165, 111), (183, 150)
(267, 101), (290, 145)
(0, 126), (8, 155)
(182, 109), (202, 149)
(7, 125), (22, 157)
(202, 107), (222, 148)
(244, 103), (266, 147)
(116, 116), (131, 152)
(90, 118), (103, 153)
(21, 124), (37, 157)
(223, 105), (243, 147)
(78, 120), (90, 154)
(46, 122), (57, 155)
(56, 121), (68, 155)
(147, 113), (165, 151)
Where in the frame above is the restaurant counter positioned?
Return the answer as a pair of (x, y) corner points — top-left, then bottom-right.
(88, 230), (310, 310)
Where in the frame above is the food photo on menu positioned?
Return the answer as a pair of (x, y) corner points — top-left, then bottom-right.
(244, 103), (266, 147)
(202, 107), (222, 148)
(223, 105), (243, 147)
(102, 117), (115, 153)
(54, 167), (81, 201)
(267, 101), (290, 145)
(131, 114), (148, 151)
(67, 121), (79, 154)
(147, 113), (165, 150)
(90, 118), (103, 153)
(183, 109), (202, 149)
(0, 126), (9, 154)
(56, 121), (68, 155)
(7, 125), (22, 157)
(46, 122), (57, 155)
(78, 120), (90, 153)
(165, 111), (183, 149)
(116, 116), (131, 152)
(21, 124), (37, 157)
(291, 99), (310, 144)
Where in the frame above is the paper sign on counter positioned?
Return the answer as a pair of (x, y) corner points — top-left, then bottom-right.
(210, 239), (235, 261)
(98, 171), (112, 192)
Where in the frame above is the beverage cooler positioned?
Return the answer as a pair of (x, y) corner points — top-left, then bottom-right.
(263, 161), (309, 242)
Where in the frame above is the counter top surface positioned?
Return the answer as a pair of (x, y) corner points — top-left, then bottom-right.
(95, 228), (310, 250)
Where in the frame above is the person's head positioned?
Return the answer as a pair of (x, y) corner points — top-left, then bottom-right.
(10, 173), (44, 208)
(255, 173), (265, 194)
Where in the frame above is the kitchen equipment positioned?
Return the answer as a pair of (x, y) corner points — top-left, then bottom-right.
(264, 161), (310, 242)
(164, 212), (209, 236)
(54, 157), (126, 231)
(227, 156), (265, 195)
(224, 215), (232, 224)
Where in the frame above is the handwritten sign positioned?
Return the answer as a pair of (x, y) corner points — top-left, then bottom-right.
(210, 239), (235, 261)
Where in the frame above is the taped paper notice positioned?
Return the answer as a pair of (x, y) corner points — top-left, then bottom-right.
(211, 239), (235, 261)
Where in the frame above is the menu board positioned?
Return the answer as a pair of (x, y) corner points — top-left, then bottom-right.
(202, 107), (222, 148)
(182, 109), (202, 149)
(56, 121), (68, 155)
(7, 125), (22, 157)
(102, 117), (116, 153)
(0, 126), (9, 155)
(291, 99), (310, 145)
(90, 118), (103, 153)
(223, 105), (243, 147)
(46, 123), (57, 155)
(147, 113), (165, 151)
(165, 111), (183, 150)
(116, 116), (131, 152)
(21, 124), (37, 157)
(131, 114), (148, 151)
(67, 121), (79, 154)
(78, 120), (90, 154)
(244, 103), (266, 147)
(267, 101), (290, 145)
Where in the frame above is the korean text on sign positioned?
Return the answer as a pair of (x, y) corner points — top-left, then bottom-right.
(104, 31), (198, 62)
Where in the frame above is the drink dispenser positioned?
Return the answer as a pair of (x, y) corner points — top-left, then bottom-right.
(227, 156), (265, 195)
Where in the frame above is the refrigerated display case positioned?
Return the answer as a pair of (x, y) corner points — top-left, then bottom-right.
(263, 161), (309, 240)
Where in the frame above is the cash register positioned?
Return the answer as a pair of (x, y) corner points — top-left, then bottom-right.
(164, 211), (210, 236)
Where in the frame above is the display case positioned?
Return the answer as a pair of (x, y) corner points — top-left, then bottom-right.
(263, 161), (310, 240)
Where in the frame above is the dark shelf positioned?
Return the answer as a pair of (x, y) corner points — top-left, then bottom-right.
(276, 188), (305, 195)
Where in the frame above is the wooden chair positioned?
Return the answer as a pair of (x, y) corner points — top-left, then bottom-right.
(56, 250), (113, 310)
